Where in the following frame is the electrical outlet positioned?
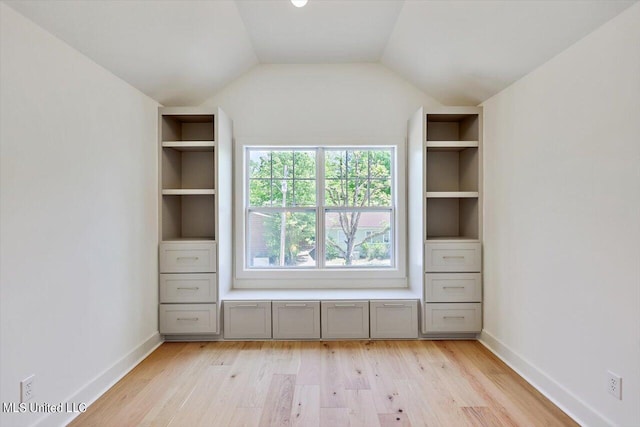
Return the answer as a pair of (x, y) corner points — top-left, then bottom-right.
(607, 371), (622, 400)
(20, 375), (35, 403)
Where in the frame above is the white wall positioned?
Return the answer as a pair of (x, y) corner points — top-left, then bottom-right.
(0, 4), (160, 426)
(202, 63), (438, 291)
(481, 4), (640, 426)
(201, 63), (440, 139)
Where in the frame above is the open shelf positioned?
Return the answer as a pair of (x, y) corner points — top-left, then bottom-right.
(162, 195), (216, 240)
(161, 114), (214, 142)
(162, 148), (215, 190)
(426, 198), (478, 240)
(426, 113), (479, 142)
(426, 147), (478, 192)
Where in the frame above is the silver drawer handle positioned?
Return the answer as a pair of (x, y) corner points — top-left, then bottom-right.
(177, 317), (199, 321)
(443, 316), (465, 319)
(177, 287), (200, 290)
(443, 286), (465, 289)
(177, 256), (199, 261)
(442, 256), (464, 259)
(334, 304), (356, 307)
(383, 303), (405, 307)
(285, 303), (307, 307)
(235, 304), (259, 308)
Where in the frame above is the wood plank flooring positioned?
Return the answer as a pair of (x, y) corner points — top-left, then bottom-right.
(68, 341), (577, 427)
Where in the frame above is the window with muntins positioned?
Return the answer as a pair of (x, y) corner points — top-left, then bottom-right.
(245, 147), (394, 270)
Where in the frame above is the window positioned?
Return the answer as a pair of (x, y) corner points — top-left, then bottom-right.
(245, 147), (394, 270)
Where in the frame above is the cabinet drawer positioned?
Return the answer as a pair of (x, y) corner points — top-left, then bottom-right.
(424, 303), (481, 333)
(224, 301), (271, 339)
(272, 301), (320, 339)
(159, 303), (218, 334)
(426, 273), (481, 302)
(370, 300), (418, 339)
(425, 242), (481, 272)
(160, 273), (216, 303)
(159, 242), (216, 273)
(321, 301), (369, 339)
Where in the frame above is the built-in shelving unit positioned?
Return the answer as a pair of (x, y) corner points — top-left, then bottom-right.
(160, 112), (217, 241)
(408, 106), (483, 336)
(424, 112), (480, 241)
(158, 107), (232, 339)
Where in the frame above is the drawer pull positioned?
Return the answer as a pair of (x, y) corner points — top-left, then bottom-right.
(443, 286), (465, 289)
(285, 303), (307, 307)
(234, 304), (259, 308)
(334, 304), (356, 307)
(177, 256), (199, 261)
(383, 303), (405, 307)
(442, 256), (465, 259)
(443, 316), (465, 320)
(177, 287), (200, 290)
(177, 317), (199, 321)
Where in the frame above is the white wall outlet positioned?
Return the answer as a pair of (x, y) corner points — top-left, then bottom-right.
(607, 371), (622, 400)
(20, 375), (35, 403)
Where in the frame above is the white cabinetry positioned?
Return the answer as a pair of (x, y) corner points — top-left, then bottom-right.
(272, 301), (321, 339)
(370, 300), (418, 339)
(408, 107), (483, 335)
(425, 273), (481, 303)
(424, 303), (481, 333)
(160, 273), (216, 303)
(321, 301), (369, 339)
(159, 304), (218, 335)
(158, 107), (232, 338)
(223, 301), (272, 339)
(424, 242), (481, 273)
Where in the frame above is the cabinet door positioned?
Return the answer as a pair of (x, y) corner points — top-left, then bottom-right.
(224, 301), (271, 339)
(159, 303), (218, 334)
(321, 301), (369, 339)
(370, 300), (418, 339)
(424, 303), (481, 333)
(160, 273), (216, 303)
(425, 242), (481, 272)
(272, 301), (320, 339)
(425, 273), (481, 302)
(159, 242), (216, 273)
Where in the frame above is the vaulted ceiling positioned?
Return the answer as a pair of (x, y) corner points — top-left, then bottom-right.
(6, 0), (635, 106)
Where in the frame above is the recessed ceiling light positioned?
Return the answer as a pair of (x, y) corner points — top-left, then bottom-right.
(291, 0), (308, 7)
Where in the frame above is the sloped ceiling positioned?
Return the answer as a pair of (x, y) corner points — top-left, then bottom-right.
(5, 0), (636, 106)
(5, 0), (258, 106)
(382, 0), (636, 105)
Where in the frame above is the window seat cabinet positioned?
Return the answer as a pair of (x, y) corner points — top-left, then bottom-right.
(222, 299), (418, 340)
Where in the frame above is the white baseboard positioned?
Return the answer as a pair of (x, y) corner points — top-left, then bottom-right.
(34, 332), (163, 427)
(479, 330), (612, 427)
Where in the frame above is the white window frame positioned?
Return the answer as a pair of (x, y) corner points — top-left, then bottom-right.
(234, 137), (407, 289)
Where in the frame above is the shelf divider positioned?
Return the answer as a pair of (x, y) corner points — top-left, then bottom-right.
(426, 140), (478, 148)
(162, 141), (215, 151)
(425, 191), (479, 198)
(162, 189), (216, 196)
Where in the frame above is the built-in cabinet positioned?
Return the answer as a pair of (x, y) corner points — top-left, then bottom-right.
(223, 301), (272, 339)
(158, 107), (232, 338)
(321, 301), (369, 339)
(156, 105), (481, 340)
(223, 299), (418, 340)
(408, 107), (483, 335)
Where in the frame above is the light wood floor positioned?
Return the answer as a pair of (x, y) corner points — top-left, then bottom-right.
(69, 340), (577, 427)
